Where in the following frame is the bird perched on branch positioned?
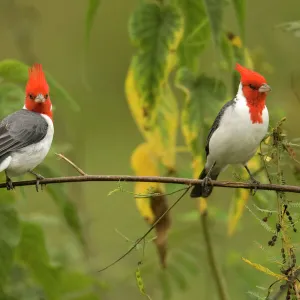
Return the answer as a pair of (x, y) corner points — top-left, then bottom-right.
(191, 63), (271, 198)
(0, 63), (54, 191)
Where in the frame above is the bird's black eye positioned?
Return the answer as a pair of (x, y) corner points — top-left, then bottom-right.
(45, 94), (49, 99)
(29, 94), (34, 100)
(249, 84), (256, 90)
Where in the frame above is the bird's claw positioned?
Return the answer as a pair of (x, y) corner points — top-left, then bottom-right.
(35, 174), (45, 192)
(249, 177), (260, 196)
(202, 176), (213, 187)
(6, 178), (14, 191)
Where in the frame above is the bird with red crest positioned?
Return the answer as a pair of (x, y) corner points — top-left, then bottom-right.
(191, 63), (271, 198)
(0, 63), (54, 191)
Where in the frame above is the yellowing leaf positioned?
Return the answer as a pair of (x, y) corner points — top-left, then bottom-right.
(242, 258), (287, 281)
(131, 143), (163, 224)
(128, 1), (184, 126)
(153, 84), (178, 169)
(246, 154), (261, 173)
(228, 189), (249, 236)
(176, 68), (226, 156)
(192, 155), (204, 179)
(131, 143), (168, 221)
(198, 198), (208, 215)
(126, 68), (179, 170)
(131, 143), (171, 268)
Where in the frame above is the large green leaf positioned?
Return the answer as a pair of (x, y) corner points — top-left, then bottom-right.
(231, 0), (245, 40)
(16, 222), (61, 300)
(0, 59), (79, 111)
(176, 67), (226, 155)
(85, 0), (102, 50)
(202, 0), (224, 46)
(128, 1), (183, 125)
(173, 0), (210, 70)
(38, 165), (85, 246)
(0, 200), (20, 286)
(220, 32), (245, 96)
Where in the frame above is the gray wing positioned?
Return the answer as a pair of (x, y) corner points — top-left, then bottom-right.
(205, 99), (235, 157)
(0, 109), (48, 158)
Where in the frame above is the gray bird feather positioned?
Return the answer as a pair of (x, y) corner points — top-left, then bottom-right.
(0, 109), (48, 159)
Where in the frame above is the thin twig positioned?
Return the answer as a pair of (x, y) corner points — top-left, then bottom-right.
(56, 153), (87, 175)
(5, 175), (300, 194)
(97, 187), (190, 272)
(201, 211), (229, 300)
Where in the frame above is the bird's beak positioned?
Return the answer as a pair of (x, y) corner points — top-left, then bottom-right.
(258, 83), (271, 93)
(35, 94), (45, 103)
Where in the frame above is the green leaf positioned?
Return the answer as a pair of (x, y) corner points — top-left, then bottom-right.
(85, 0), (102, 50)
(173, 0), (210, 70)
(128, 2), (183, 125)
(38, 165), (85, 246)
(16, 222), (61, 300)
(0, 59), (80, 111)
(0, 202), (20, 284)
(175, 67), (226, 155)
(232, 0), (245, 40)
(0, 82), (24, 114)
(202, 0), (224, 46)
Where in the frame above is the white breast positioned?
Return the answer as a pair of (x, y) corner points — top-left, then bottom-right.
(206, 85), (269, 169)
(4, 114), (54, 177)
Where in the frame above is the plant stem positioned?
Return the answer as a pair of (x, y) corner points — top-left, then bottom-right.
(201, 211), (229, 300)
(5, 175), (300, 194)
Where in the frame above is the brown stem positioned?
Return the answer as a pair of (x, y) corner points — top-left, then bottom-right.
(5, 175), (300, 194)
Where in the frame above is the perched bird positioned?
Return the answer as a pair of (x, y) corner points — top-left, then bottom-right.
(191, 63), (271, 198)
(0, 63), (54, 191)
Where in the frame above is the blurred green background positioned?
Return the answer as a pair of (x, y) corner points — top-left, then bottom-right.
(1, 0), (300, 299)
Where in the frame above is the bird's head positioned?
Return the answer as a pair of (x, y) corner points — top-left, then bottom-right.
(236, 63), (271, 106)
(25, 63), (52, 119)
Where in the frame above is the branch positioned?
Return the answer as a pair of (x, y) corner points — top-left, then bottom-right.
(5, 175), (300, 194)
(201, 212), (229, 300)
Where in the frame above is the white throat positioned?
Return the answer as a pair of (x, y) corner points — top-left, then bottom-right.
(236, 83), (244, 100)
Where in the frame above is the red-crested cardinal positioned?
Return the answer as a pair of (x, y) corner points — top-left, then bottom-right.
(191, 63), (271, 198)
(0, 63), (54, 191)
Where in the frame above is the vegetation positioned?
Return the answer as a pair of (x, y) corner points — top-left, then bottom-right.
(0, 0), (299, 299)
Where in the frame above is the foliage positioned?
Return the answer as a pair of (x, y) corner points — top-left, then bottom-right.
(123, 0), (300, 299)
(0, 60), (103, 299)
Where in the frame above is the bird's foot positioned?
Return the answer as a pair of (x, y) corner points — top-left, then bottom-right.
(249, 176), (260, 196)
(6, 177), (14, 191)
(29, 171), (45, 192)
(202, 176), (213, 188)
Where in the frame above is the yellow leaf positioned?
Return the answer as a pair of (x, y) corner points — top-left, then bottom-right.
(125, 67), (150, 140)
(245, 154), (261, 175)
(198, 198), (208, 215)
(228, 189), (250, 236)
(242, 258), (288, 281)
(126, 69), (179, 170)
(192, 156), (204, 179)
(131, 143), (164, 224)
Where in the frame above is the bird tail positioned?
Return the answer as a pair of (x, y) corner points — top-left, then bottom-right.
(190, 168), (219, 198)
